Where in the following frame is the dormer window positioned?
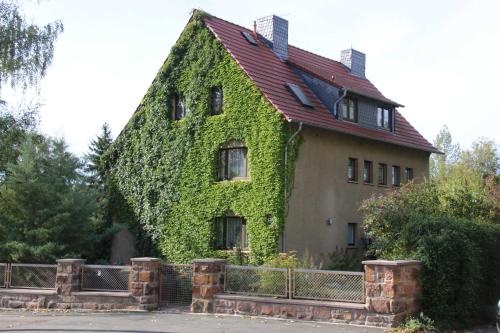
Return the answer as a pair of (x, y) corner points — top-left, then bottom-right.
(377, 107), (392, 131)
(210, 87), (223, 115)
(171, 94), (185, 120)
(340, 97), (357, 122)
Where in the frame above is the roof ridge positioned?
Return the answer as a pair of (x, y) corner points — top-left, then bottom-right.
(288, 44), (343, 67)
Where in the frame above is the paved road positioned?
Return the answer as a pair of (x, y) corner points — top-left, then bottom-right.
(0, 310), (383, 333)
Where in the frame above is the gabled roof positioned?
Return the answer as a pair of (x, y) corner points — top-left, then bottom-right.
(203, 14), (438, 153)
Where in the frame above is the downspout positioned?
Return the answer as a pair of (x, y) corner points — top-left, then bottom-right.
(333, 88), (347, 119)
(283, 121), (303, 251)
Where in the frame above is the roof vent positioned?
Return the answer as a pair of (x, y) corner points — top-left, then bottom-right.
(241, 31), (258, 46)
(341, 48), (366, 78)
(256, 15), (288, 61)
(286, 83), (314, 108)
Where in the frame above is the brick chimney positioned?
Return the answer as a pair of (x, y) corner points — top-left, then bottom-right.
(341, 48), (366, 78)
(256, 15), (288, 61)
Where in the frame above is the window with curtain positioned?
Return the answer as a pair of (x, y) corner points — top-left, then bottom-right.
(377, 107), (392, 130)
(404, 168), (414, 182)
(347, 223), (357, 246)
(210, 87), (223, 115)
(378, 163), (387, 185)
(218, 141), (247, 180)
(392, 165), (401, 186)
(347, 158), (358, 182)
(171, 93), (185, 120)
(214, 216), (247, 250)
(363, 160), (373, 183)
(340, 97), (358, 122)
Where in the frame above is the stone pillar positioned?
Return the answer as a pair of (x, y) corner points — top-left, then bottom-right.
(191, 259), (226, 313)
(363, 260), (422, 327)
(130, 257), (161, 311)
(56, 259), (86, 296)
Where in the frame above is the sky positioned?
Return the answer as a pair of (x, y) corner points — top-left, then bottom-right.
(6, 0), (500, 155)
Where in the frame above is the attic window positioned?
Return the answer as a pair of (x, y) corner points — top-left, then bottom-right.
(286, 83), (314, 108)
(241, 31), (258, 46)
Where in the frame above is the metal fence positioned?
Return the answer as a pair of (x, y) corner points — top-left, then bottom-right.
(224, 265), (288, 297)
(160, 263), (193, 306)
(10, 264), (57, 289)
(0, 264), (6, 288)
(293, 269), (364, 303)
(81, 265), (130, 291)
(224, 265), (364, 303)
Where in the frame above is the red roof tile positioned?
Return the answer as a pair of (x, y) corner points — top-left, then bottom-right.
(204, 14), (437, 153)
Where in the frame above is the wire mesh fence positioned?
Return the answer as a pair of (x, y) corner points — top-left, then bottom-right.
(0, 264), (6, 288)
(224, 265), (288, 297)
(159, 263), (193, 306)
(10, 264), (57, 289)
(293, 268), (365, 303)
(81, 265), (130, 291)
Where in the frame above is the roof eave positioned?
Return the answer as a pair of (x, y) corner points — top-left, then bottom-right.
(288, 119), (440, 154)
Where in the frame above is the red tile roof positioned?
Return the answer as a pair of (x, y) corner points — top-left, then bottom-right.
(204, 14), (438, 153)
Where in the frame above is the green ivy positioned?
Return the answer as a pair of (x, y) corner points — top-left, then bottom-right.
(106, 11), (300, 264)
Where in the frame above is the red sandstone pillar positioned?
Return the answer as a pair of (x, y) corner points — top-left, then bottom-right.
(191, 258), (226, 313)
(55, 259), (86, 296)
(130, 257), (161, 311)
(363, 259), (422, 326)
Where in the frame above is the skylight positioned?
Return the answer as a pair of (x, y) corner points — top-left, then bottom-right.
(241, 31), (258, 46)
(286, 83), (314, 108)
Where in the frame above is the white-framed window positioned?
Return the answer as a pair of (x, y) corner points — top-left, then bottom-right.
(218, 141), (248, 181)
(377, 107), (392, 130)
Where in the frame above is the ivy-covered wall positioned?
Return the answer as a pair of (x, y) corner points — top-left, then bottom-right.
(107, 12), (299, 264)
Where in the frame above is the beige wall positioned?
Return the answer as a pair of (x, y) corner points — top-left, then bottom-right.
(285, 126), (430, 262)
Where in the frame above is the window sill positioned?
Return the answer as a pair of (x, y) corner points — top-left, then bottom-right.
(217, 177), (250, 182)
(363, 182), (374, 186)
(347, 180), (358, 184)
(346, 246), (358, 250)
(377, 184), (389, 188)
(392, 185), (400, 188)
(216, 249), (250, 253)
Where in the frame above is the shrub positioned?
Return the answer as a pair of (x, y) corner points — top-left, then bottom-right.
(361, 183), (500, 328)
(324, 249), (362, 271)
(389, 313), (436, 333)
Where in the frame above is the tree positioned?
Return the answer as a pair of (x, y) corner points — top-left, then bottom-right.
(459, 137), (499, 178)
(0, 1), (63, 93)
(430, 125), (461, 178)
(85, 123), (113, 187)
(0, 135), (95, 262)
(85, 123), (120, 262)
(0, 102), (41, 178)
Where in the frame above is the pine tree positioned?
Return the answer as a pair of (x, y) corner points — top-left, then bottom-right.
(85, 123), (118, 262)
(0, 135), (95, 262)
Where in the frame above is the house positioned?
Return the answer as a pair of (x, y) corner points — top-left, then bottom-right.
(108, 11), (438, 264)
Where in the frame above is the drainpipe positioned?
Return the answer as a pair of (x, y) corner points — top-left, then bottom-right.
(283, 121), (303, 251)
(333, 88), (347, 119)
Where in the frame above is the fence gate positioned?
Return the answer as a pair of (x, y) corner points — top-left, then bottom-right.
(159, 263), (193, 307)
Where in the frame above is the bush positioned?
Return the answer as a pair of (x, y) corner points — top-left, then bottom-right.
(324, 249), (362, 271)
(389, 313), (436, 333)
(361, 183), (500, 328)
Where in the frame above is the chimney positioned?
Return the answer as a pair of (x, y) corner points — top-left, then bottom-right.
(341, 48), (366, 78)
(256, 15), (288, 61)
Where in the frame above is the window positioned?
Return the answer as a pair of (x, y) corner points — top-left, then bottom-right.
(363, 160), (373, 184)
(171, 94), (185, 120)
(392, 165), (401, 186)
(241, 31), (258, 46)
(347, 158), (358, 182)
(377, 107), (392, 130)
(286, 83), (314, 108)
(218, 141), (248, 180)
(347, 223), (357, 246)
(214, 216), (247, 250)
(210, 87), (223, 115)
(378, 163), (387, 185)
(404, 168), (414, 183)
(340, 97), (357, 122)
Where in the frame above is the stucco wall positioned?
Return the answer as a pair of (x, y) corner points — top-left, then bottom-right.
(285, 126), (430, 262)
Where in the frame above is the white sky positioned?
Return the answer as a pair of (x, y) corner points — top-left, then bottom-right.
(6, 0), (500, 155)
